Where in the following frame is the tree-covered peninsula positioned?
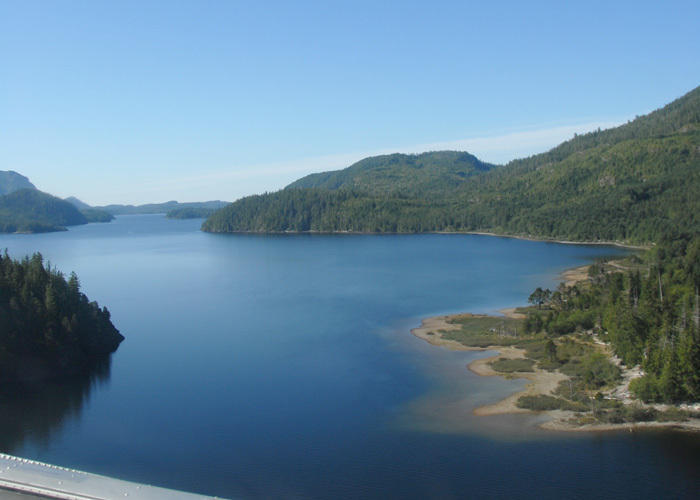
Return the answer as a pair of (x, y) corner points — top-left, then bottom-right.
(203, 86), (699, 244)
(0, 253), (124, 384)
(413, 234), (700, 429)
(0, 175), (119, 232)
(0, 189), (89, 233)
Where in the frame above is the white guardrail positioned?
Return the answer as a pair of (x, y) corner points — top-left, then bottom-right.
(0, 453), (224, 500)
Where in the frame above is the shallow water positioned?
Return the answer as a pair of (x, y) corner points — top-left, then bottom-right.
(1, 215), (697, 499)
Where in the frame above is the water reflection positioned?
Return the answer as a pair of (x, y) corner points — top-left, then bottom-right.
(0, 356), (112, 454)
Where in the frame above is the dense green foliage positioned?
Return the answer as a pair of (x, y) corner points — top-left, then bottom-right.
(204, 87), (699, 243)
(288, 151), (494, 196)
(0, 189), (88, 233)
(166, 207), (217, 219)
(524, 234), (700, 403)
(0, 171), (36, 196)
(0, 253), (124, 383)
(202, 188), (456, 232)
(454, 130), (699, 242)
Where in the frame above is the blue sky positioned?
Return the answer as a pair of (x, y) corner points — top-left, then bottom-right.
(1, 1), (698, 205)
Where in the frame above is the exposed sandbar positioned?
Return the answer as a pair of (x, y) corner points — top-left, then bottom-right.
(411, 311), (700, 433)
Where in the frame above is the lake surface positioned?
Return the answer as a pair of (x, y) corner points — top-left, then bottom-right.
(1, 216), (698, 499)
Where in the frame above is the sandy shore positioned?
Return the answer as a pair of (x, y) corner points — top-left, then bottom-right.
(410, 316), (566, 417)
(411, 312), (700, 433)
(498, 307), (526, 319)
(410, 314), (483, 351)
(469, 349), (568, 416)
(454, 231), (650, 250)
(560, 265), (591, 287)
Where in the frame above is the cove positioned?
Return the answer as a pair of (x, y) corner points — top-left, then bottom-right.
(0, 215), (697, 499)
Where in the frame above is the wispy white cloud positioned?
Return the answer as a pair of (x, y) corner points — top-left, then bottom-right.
(404, 121), (624, 163)
(87, 119), (625, 205)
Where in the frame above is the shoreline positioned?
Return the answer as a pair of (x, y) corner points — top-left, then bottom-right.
(410, 265), (699, 434)
(455, 230), (650, 250)
(203, 228), (650, 250)
(410, 315), (568, 419)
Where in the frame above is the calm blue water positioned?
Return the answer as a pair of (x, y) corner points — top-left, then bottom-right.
(0, 216), (698, 499)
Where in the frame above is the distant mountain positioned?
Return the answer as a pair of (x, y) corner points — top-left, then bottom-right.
(63, 196), (115, 223)
(0, 170), (37, 196)
(65, 196), (92, 210)
(0, 172), (227, 229)
(203, 150), (497, 233)
(80, 208), (115, 223)
(203, 85), (699, 243)
(0, 189), (88, 233)
(166, 207), (219, 219)
(97, 200), (228, 215)
(288, 151), (494, 196)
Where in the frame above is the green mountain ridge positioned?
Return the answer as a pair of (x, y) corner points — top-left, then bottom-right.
(287, 151), (495, 196)
(97, 199), (228, 215)
(0, 189), (88, 233)
(203, 86), (700, 243)
(0, 168), (228, 231)
(0, 175), (115, 231)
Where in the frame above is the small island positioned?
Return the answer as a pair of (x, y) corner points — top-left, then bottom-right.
(413, 233), (700, 432)
(0, 252), (124, 385)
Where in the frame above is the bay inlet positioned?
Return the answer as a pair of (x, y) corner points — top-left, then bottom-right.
(1, 215), (697, 499)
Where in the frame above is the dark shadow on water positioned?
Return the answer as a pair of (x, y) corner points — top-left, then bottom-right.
(0, 356), (112, 455)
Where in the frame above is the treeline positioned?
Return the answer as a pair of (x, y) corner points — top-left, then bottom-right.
(204, 87), (700, 243)
(202, 189), (459, 233)
(505, 85), (699, 174)
(523, 233), (700, 403)
(203, 129), (699, 240)
(0, 253), (124, 383)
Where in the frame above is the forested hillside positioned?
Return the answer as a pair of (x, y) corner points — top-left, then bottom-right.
(523, 233), (700, 404)
(0, 253), (124, 383)
(455, 130), (699, 241)
(288, 151), (494, 196)
(203, 86), (699, 243)
(0, 189), (88, 233)
(166, 207), (218, 219)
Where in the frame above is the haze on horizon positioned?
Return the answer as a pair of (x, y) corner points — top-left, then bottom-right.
(2, 1), (698, 206)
